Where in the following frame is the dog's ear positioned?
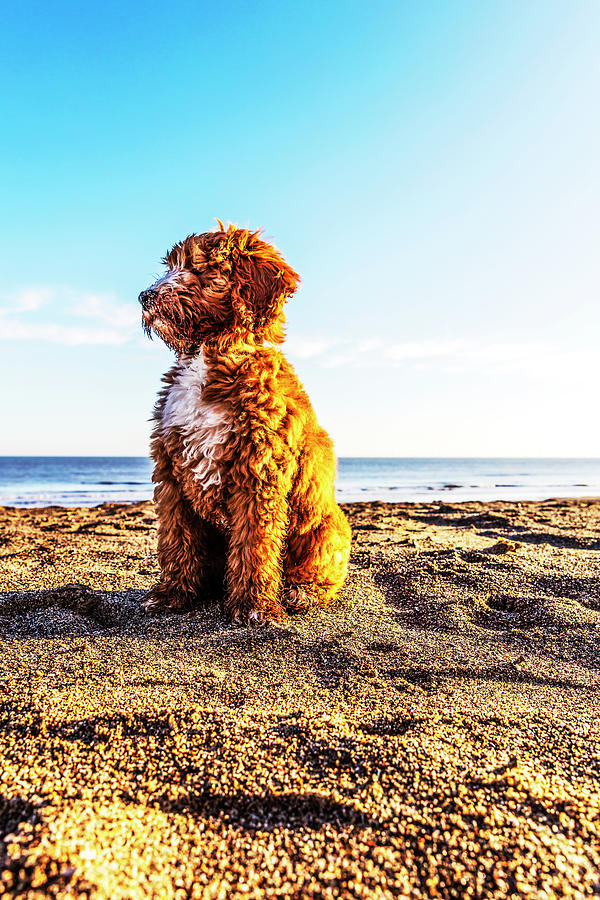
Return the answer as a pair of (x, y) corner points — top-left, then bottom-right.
(222, 231), (299, 339)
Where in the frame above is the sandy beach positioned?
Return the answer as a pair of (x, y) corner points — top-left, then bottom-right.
(0, 498), (599, 898)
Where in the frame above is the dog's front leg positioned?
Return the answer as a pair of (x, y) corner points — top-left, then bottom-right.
(146, 444), (224, 611)
(145, 477), (214, 611)
(225, 473), (289, 625)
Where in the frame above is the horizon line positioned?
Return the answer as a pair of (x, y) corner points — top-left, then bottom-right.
(1, 455), (600, 461)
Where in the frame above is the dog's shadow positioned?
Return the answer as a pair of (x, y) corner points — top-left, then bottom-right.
(2, 582), (597, 693)
(0, 583), (227, 640)
(0, 582), (335, 649)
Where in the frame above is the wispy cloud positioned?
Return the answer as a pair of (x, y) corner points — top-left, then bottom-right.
(75, 293), (140, 329)
(0, 318), (129, 346)
(356, 338), (383, 354)
(0, 289), (592, 383)
(384, 339), (464, 362)
(284, 336), (343, 358)
(1, 286), (56, 314)
(285, 333), (593, 378)
(0, 285), (139, 346)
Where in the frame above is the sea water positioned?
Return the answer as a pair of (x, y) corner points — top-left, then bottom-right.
(1, 456), (600, 507)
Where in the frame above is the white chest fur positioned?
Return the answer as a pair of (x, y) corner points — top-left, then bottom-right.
(160, 353), (234, 490)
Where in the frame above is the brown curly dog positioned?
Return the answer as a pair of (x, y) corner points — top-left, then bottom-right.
(139, 222), (351, 624)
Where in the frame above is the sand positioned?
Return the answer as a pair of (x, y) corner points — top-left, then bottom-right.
(0, 497), (599, 899)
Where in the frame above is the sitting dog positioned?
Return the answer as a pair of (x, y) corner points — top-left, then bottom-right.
(139, 222), (351, 624)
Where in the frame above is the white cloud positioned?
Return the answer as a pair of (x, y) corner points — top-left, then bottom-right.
(0, 285), (594, 383)
(0, 285), (139, 346)
(285, 332), (597, 380)
(75, 293), (140, 329)
(384, 340), (465, 362)
(288, 335), (470, 366)
(0, 318), (129, 346)
(322, 353), (356, 369)
(356, 338), (383, 354)
(284, 336), (343, 358)
(0, 286), (55, 314)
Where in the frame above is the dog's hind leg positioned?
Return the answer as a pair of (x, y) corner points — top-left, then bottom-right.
(284, 504), (352, 611)
(224, 459), (292, 625)
(282, 435), (352, 611)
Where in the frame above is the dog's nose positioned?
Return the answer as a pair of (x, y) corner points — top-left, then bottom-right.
(138, 289), (156, 309)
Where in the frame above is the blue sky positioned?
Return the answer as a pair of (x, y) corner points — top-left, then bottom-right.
(1, 0), (599, 456)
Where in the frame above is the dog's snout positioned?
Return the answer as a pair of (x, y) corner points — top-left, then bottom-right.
(138, 289), (156, 309)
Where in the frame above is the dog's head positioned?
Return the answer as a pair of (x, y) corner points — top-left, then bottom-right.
(139, 223), (299, 354)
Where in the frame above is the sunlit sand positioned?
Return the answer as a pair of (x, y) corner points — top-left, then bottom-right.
(1, 499), (599, 897)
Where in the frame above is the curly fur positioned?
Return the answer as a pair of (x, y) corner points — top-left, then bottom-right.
(139, 222), (352, 624)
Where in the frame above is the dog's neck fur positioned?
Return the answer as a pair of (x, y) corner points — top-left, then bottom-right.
(180, 335), (254, 358)
(177, 332), (271, 376)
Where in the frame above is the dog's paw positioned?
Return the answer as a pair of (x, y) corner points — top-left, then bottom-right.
(228, 602), (287, 628)
(247, 609), (272, 629)
(144, 584), (194, 613)
(282, 583), (318, 612)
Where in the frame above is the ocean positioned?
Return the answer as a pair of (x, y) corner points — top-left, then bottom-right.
(1, 457), (599, 507)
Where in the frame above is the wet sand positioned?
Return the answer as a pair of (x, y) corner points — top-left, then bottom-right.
(0, 498), (599, 898)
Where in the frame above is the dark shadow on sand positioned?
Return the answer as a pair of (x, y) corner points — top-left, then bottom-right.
(403, 509), (600, 550)
(0, 792), (38, 844)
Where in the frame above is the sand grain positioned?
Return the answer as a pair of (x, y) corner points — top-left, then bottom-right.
(1, 499), (599, 898)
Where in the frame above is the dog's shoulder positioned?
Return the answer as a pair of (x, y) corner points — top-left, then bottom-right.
(203, 344), (289, 393)
(235, 345), (307, 400)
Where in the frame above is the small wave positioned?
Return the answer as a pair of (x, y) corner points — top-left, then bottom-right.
(98, 480), (149, 485)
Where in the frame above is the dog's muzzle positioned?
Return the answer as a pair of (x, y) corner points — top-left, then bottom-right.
(138, 289), (157, 310)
